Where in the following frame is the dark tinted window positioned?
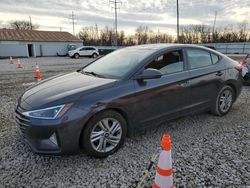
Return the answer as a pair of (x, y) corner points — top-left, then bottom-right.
(86, 47), (95, 50)
(211, 53), (219, 64)
(146, 50), (184, 74)
(186, 49), (212, 69)
(79, 48), (86, 51)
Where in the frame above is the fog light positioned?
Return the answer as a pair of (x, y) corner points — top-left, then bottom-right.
(49, 133), (58, 146)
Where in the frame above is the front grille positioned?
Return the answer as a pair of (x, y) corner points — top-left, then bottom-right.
(15, 105), (31, 134)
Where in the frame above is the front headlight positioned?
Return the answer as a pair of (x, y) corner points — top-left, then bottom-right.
(22, 103), (73, 119)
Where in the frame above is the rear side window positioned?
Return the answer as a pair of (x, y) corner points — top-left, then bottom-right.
(86, 47), (95, 50)
(211, 53), (220, 64)
(186, 49), (212, 69)
(146, 50), (184, 74)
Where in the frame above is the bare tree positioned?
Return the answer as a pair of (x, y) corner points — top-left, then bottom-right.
(238, 21), (248, 42)
(135, 26), (149, 44)
(78, 25), (128, 46)
(179, 24), (212, 44)
(9, 20), (39, 30)
(77, 23), (250, 46)
(78, 26), (99, 45)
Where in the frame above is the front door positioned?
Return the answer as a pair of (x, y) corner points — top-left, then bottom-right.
(133, 49), (191, 128)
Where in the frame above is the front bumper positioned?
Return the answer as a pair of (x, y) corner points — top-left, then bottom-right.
(15, 105), (90, 155)
(68, 52), (74, 57)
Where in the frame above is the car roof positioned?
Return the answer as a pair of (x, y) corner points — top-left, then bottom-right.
(125, 43), (213, 51)
(77, 46), (97, 49)
(124, 43), (222, 57)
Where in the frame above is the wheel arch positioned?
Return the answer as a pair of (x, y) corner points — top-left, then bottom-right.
(224, 81), (238, 101)
(92, 52), (98, 57)
(74, 53), (80, 57)
(78, 107), (133, 149)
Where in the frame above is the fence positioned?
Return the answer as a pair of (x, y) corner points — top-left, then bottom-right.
(202, 42), (250, 54)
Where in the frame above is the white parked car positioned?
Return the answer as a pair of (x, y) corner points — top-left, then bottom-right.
(68, 46), (99, 59)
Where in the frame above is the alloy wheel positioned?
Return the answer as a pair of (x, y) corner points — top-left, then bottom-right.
(90, 118), (122, 153)
(219, 89), (233, 113)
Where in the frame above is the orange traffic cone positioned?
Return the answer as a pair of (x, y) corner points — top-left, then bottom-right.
(35, 63), (42, 81)
(153, 134), (173, 188)
(17, 59), (22, 68)
(9, 56), (13, 64)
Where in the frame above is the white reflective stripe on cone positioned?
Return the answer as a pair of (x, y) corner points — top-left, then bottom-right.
(158, 150), (172, 170)
(155, 173), (173, 188)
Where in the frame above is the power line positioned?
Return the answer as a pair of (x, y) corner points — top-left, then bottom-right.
(71, 11), (76, 35)
(109, 0), (121, 46)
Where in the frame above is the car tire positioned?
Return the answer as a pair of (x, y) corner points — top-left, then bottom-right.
(212, 85), (234, 116)
(74, 53), (80, 59)
(92, 53), (98, 58)
(81, 110), (127, 158)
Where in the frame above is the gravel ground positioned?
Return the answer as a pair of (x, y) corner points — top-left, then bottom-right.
(0, 57), (250, 187)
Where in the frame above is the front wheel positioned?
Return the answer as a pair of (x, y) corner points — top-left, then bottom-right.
(74, 53), (80, 59)
(212, 85), (234, 116)
(81, 110), (127, 158)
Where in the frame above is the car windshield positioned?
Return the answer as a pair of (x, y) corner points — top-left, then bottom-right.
(82, 48), (154, 79)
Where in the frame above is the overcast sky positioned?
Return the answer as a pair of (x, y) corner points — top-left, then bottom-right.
(0, 0), (249, 36)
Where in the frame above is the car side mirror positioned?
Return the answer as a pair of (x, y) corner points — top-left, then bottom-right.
(135, 68), (162, 80)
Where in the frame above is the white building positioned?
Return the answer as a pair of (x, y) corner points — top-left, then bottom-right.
(0, 29), (82, 57)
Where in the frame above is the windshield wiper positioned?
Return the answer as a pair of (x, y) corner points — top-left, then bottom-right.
(81, 71), (105, 78)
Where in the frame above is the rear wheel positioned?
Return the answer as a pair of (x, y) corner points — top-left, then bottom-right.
(81, 110), (127, 158)
(74, 53), (80, 59)
(92, 53), (98, 58)
(212, 85), (234, 116)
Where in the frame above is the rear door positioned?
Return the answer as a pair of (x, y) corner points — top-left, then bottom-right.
(89, 47), (97, 55)
(79, 47), (88, 56)
(133, 49), (191, 127)
(184, 48), (225, 110)
(85, 47), (93, 56)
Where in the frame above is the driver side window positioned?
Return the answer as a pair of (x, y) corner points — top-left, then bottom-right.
(146, 50), (184, 75)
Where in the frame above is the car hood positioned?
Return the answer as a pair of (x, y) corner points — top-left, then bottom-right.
(21, 72), (117, 109)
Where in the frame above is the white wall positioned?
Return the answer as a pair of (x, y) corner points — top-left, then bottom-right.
(35, 42), (82, 56)
(0, 41), (28, 57)
(0, 41), (82, 57)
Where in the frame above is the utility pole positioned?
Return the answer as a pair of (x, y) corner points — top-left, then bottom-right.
(110, 0), (121, 46)
(71, 11), (76, 35)
(212, 11), (217, 42)
(158, 29), (160, 43)
(176, 0), (180, 43)
(29, 16), (32, 30)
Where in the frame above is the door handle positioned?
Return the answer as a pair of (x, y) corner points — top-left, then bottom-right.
(178, 81), (189, 87)
(216, 71), (224, 76)
(184, 81), (190, 86)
